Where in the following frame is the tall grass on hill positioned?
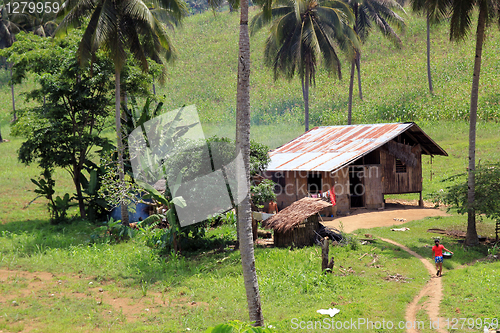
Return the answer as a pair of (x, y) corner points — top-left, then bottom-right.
(2, 9), (500, 128)
(150, 7), (500, 126)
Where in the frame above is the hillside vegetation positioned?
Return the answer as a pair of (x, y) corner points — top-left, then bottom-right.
(1, 7), (500, 136)
(155, 6), (500, 126)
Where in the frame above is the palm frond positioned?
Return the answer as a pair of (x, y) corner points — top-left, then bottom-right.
(76, 2), (102, 65)
(151, 0), (188, 21)
(366, 1), (405, 45)
(449, 0), (475, 41)
(356, 4), (372, 41)
(250, 6), (293, 35)
(150, 8), (182, 28)
(311, 18), (342, 76)
(412, 0), (451, 23)
(55, 0), (95, 37)
(322, 0), (355, 23)
(253, 0), (274, 22)
(122, 16), (149, 71)
(123, 0), (155, 27)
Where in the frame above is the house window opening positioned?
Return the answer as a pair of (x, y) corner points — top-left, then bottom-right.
(307, 172), (322, 194)
(271, 172), (286, 194)
(396, 159), (407, 173)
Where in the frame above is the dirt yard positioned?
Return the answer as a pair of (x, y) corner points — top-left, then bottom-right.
(322, 200), (449, 233)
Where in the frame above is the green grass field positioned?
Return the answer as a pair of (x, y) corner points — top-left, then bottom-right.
(0, 4), (499, 333)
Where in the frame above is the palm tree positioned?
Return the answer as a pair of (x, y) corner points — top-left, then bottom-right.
(447, 0), (500, 245)
(411, 0), (450, 95)
(56, 0), (186, 223)
(251, 0), (359, 132)
(342, 0), (405, 124)
(235, 0), (265, 322)
(230, 0), (265, 325)
(206, 0), (265, 324)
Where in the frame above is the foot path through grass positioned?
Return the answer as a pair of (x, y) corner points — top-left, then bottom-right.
(380, 238), (447, 333)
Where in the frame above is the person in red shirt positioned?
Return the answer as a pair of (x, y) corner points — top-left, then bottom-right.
(432, 238), (453, 276)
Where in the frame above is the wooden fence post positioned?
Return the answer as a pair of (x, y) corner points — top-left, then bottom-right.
(321, 237), (334, 273)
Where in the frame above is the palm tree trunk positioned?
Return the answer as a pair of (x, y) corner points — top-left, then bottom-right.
(352, 4), (362, 101)
(348, 60), (355, 125)
(355, 54), (362, 100)
(302, 66), (310, 132)
(465, 3), (486, 246)
(10, 66), (16, 121)
(115, 67), (129, 226)
(426, 14), (434, 95)
(236, 0), (264, 325)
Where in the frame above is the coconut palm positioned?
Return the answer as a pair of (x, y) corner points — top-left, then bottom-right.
(55, 0), (187, 222)
(207, 0), (265, 324)
(236, 0), (265, 324)
(411, 0), (450, 95)
(446, 0), (500, 245)
(208, 0), (266, 324)
(342, 0), (405, 124)
(251, 0), (360, 132)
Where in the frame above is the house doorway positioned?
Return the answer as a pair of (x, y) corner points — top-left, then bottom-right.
(349, 166), (364, 208)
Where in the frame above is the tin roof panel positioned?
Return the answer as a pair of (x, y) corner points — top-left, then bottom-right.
(267, 122), (446, 172)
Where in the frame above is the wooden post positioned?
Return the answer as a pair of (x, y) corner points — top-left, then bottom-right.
(321, 237), (334, 273)
(252, 215), (258, 241)
(321, 237), (329, 270)
(419, 191), (424, 207)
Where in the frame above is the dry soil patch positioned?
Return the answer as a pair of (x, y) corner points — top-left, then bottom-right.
(322, 202), (448, 233)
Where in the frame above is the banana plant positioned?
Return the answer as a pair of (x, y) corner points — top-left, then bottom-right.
(139, 175), (186, 253)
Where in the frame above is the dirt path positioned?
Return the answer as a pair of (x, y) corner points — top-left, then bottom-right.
(380, 238), (447, 333)
(322, 203), (448, 233)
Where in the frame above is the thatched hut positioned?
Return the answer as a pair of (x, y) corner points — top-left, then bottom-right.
(263, 197), (332, 247)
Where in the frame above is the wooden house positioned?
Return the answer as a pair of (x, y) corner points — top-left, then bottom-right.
(262, 197), (332, 247)
(264, 123), (447, 215)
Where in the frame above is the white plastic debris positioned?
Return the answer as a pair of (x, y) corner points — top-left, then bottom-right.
(316, 308), (340, 317)
(391, 227), (410, 231)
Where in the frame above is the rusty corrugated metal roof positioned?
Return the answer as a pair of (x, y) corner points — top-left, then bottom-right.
(267, 122), (447, 172)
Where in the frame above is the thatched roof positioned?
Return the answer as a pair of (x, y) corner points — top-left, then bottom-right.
(262, 197), (332, 232)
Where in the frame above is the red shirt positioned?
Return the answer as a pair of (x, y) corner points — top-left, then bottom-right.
(432, 244), (444, 257)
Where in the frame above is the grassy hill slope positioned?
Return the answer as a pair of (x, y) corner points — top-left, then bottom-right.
(155, 6), (500, 126)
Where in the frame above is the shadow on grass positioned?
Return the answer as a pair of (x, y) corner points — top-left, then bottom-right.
(0, 218), (96, 255)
